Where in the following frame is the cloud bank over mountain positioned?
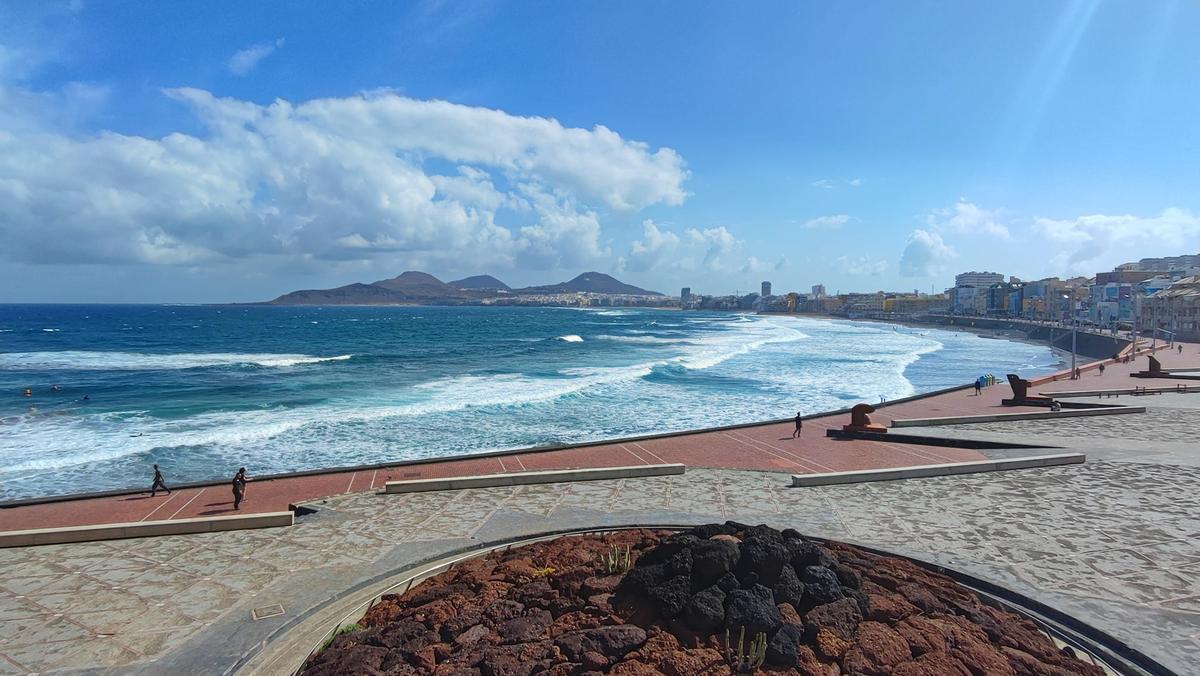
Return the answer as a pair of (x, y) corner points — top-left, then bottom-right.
(0, 84), (689, 274)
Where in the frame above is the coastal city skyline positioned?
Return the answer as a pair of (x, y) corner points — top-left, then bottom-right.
(2, 2), (1199, 303)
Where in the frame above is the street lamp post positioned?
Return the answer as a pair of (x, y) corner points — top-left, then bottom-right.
(1071, 319), (1078, 379)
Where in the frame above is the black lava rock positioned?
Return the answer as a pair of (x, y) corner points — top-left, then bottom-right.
(683, 585), (726, 632)
(620, 561), (670, 593)
(690, 539), (740, 588)
(724, 585), (783, 636)
(780, 528), (803, 540)
(725, 520), (751, 531)
(802, 565), (844, 605)
(786, 538), (822, 567)
(833, 563), (861, 590)
(689, 523), (738, 539)
(715, 572), (740, 593)
(765, 623), (806, 666)
(848, 589), (870, 617)
(647, 574), (692, 619)
(772, 562), (805, 609)
(668, 547), (693, 577)
(636, 534), (700, 566)
(737, 535), (791, 586)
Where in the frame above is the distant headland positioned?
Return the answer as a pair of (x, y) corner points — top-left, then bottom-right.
(265, 271), (666, 306)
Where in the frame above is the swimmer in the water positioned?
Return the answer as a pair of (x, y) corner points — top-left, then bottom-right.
(82, 394), (90, 401)
(51, 384), (61, 392)
(23, 388), (32, 397)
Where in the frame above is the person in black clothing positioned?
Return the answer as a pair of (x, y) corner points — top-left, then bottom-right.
(792, 411), (803, 438)
(150, 464), (170, 496)
(974, 378), (983, 396)
(232, 467), (247, 510)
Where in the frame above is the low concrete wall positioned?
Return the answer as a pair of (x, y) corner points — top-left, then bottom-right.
(384, 464), (685, 494)
(791, 453), (1085, 487)
(890, 406), (1144, 427)
(0, 511), (294, 548)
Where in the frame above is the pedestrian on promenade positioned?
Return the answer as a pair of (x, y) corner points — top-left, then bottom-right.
(792, 411), (803, 438)
(1099, 363), (1106, 376)
(974, 378), (982, 396)
(150, 464), (170, 496)
(1180, 345), (1184, 355)
(232, 467), (247, 510)
(1074, 367), (1081, 380)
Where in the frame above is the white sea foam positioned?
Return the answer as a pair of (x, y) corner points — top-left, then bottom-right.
(594, 334), (692, 344)
(42, 328), (61, 332)
(0, 351), (352, 370)
(556, 334), (584, 342)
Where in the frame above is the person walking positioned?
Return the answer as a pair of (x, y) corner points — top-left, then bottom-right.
(974, 378), (983, 396)
(150, 464), (171, 496)
(792, 411), (803, 438)
(1099, 363), (1106, 376)
(232, 467), (247, 510)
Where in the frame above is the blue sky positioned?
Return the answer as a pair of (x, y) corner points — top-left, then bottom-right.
(1, 0), (1198, 302)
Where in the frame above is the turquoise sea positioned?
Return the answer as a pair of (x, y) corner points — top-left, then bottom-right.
(0, 305), (1059, 500)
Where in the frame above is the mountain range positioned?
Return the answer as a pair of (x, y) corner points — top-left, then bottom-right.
(267, 271), (661, 305)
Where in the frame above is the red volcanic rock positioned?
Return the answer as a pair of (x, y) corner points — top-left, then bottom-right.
(777, 602), (803, 627)
(804, 597), (862, 641)
(303, 527), (1114, 676)
(841, 621), (910, 675)
(864, 591), (918, 623)
(892, 651), (973, 676)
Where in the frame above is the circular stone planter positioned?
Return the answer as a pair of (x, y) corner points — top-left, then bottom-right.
(276, 528), (1166, 676)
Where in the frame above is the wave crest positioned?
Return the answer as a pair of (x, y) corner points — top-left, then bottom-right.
(0, 351), (352, 371)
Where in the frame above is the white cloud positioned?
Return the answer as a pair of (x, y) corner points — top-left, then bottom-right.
(899, 229), (957, 277)
(739, 256), (788, 274)
(1033, 208), (1200, 274)
(686, 226), (740, 270)
(838, 255), (888, 276)
(620, 220), (681, 272)
(0, 86), (690, 272)
(848, 178), (862, 187)
(927, 200), (1009, 238)
(228, 38), (285, 76)
(801, 214), (851, 230)
(810, 179), (835, 189)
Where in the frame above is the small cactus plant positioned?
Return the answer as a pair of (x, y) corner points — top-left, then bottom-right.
(723, 626), (767, 672)
(602, 543), (632, 574)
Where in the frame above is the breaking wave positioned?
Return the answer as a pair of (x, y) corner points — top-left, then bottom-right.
(0, 351), (353, 371)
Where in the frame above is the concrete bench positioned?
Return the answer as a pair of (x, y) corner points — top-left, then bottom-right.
(792, 453), (1085, 487)
(384, 464), (685, 494)
(0, 511), (294, 548)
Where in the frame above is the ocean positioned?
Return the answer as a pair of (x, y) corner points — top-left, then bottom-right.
(0, 305), (1059, 500)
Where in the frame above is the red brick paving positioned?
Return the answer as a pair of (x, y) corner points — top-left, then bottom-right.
(2, 342), (1191, 534)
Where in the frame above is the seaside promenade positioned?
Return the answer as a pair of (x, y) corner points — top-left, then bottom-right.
(1, 343), (1198, 673)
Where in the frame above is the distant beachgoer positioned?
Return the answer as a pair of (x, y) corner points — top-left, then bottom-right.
(1180, 345), (1184, 355)
(82, 394), (90, 401)
(792, 412), (803, 438)
(232, 468), (247, 510)
(1099, 363), (1105, 376)
(23, 387), (32, 397)
(974, 379), (982, 396)
(51, 384), (60, 392)
(1073, 367), (1081, 379)
(151, 464), (171, 496)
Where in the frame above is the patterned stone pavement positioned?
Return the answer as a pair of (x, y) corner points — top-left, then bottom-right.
(2, 459), (1198, 674)
(948, 401), (1200, 444)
